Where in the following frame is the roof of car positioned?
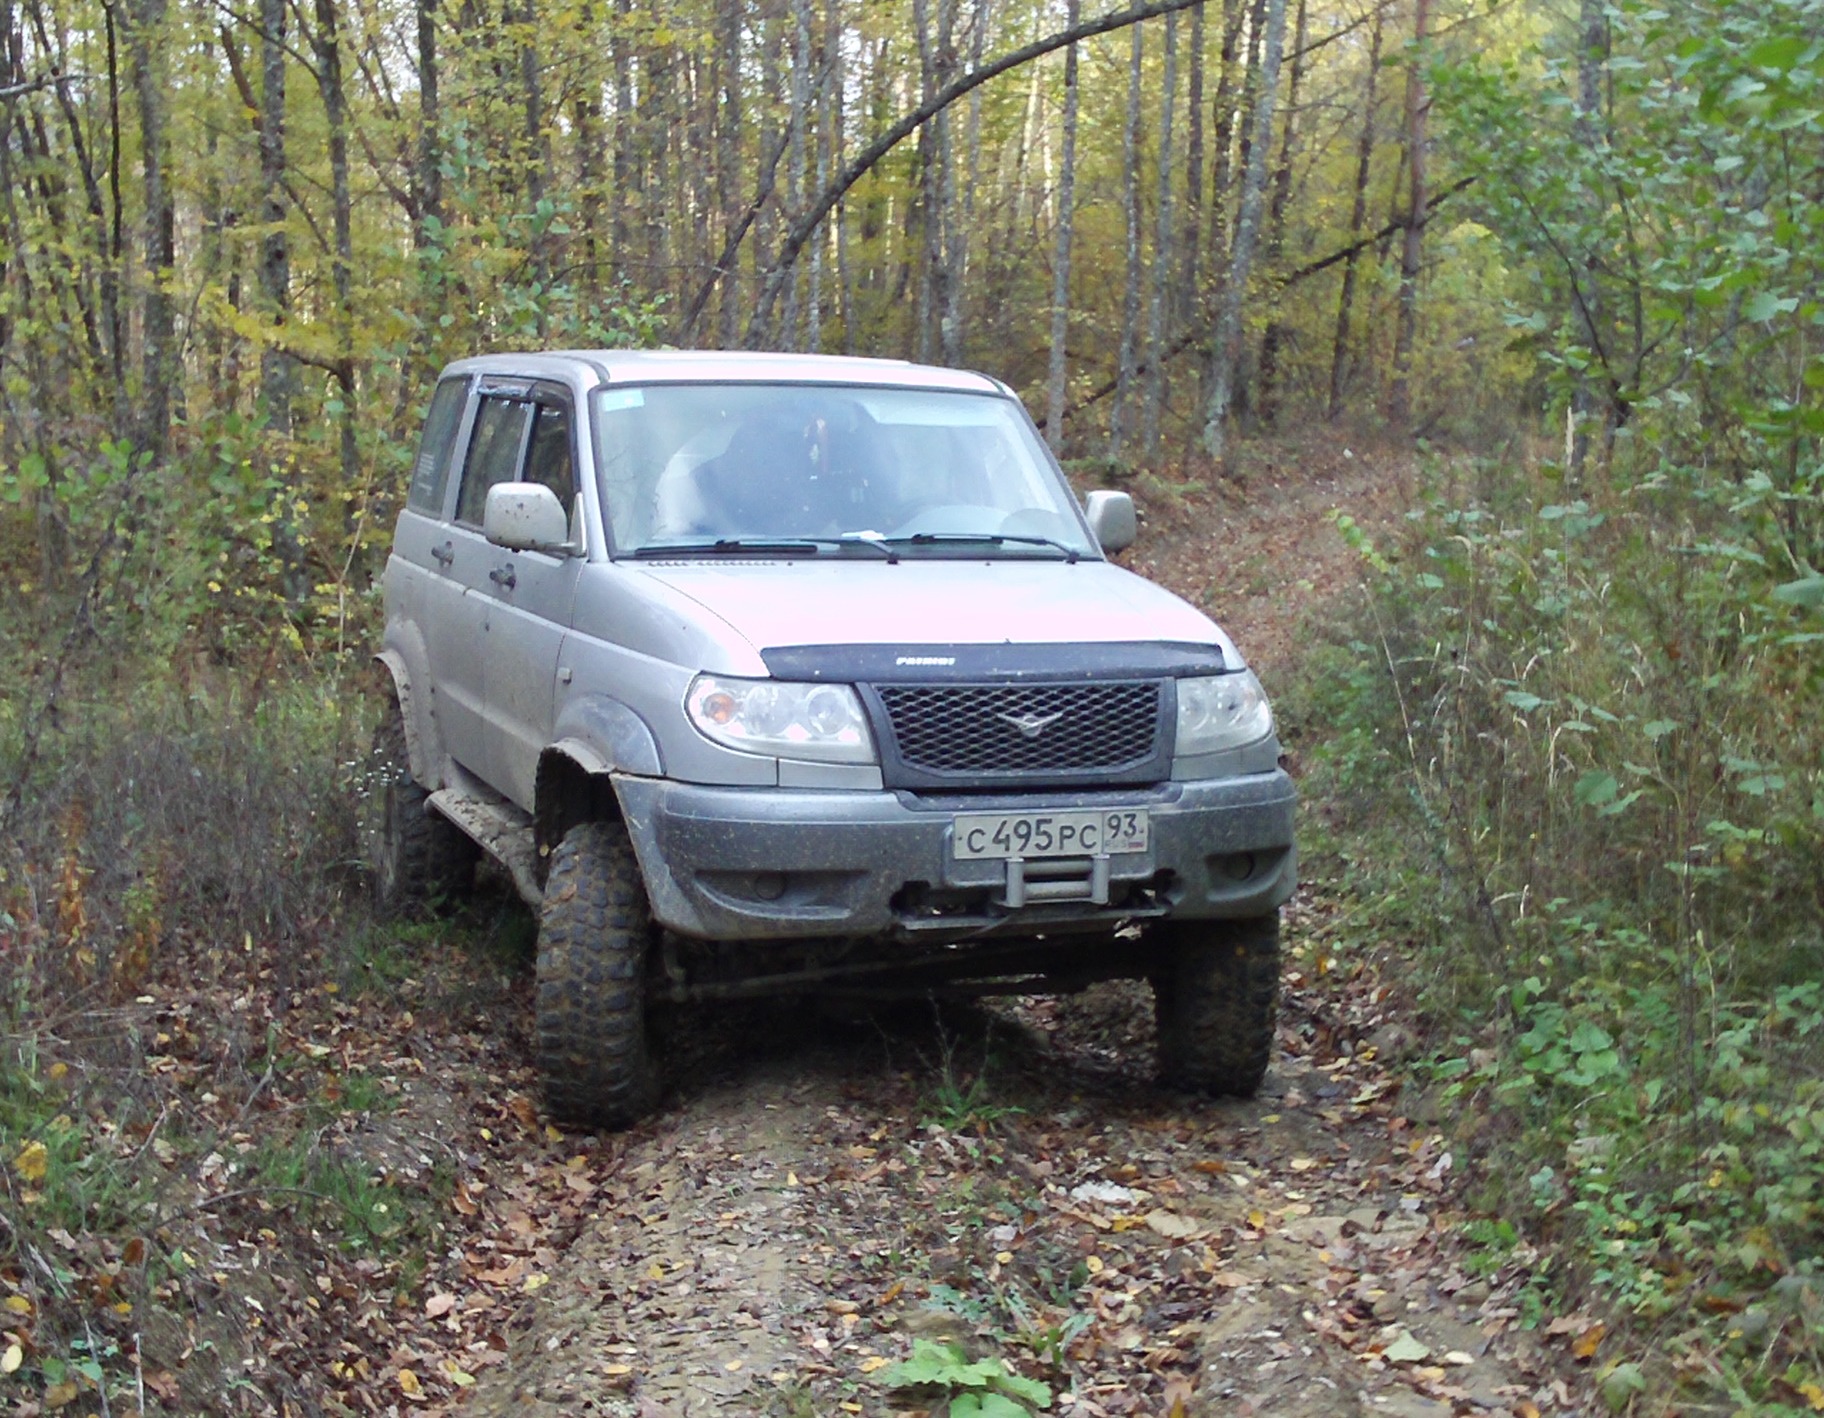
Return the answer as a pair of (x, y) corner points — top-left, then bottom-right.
(439, 349), (1008, 396)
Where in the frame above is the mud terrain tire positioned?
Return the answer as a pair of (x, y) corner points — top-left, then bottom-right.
(370, 699), (477, 917)
(1152, 913), (1280, 1097)
(535, 820), (660, 1128)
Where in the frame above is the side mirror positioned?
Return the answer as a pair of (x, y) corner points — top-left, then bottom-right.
(484, 483), (575, 553)
(1085, 490), (1137, 553)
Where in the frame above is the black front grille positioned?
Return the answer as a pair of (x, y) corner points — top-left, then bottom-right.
(872, 681), (1164, 783)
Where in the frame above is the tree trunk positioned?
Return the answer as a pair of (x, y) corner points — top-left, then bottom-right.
(1252, 0), (1305, 429)
(257, 0), (292, 436)
(611, 0), (634, 276)
(945, 0), (988, 365)
(783, 0), (813, 345)
(1109, 20), (1145, 462)
(1568, 0), (1607, 480)
(1326, 4), (1382, 422)
(1200, 0), (1289, 466)
(414, 0), (442, 246)
(1178, 0), (1205, 326)
(1141, 8), (1179, 461)
(1043, 0), (1081, 455)
(716, 0), (743, 346)
(1387, 0), (1430, 432)
(519, 0), (547, 332)
(1203, 0), (1241, 322)
(313, 0), (360, 499)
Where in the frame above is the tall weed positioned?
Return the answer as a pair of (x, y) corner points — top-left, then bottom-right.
(1294, 454), (1824, 1406)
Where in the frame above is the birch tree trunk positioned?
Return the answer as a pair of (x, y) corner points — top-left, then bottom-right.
(1141, 8), (1178, 460)
(1200, 0), (1288, 466)
(1326, 5), (1381, 422)
(1043, 0), (1081, 454)
(1203, 0), (1241, 326)
(1108, 21), (1145, 462)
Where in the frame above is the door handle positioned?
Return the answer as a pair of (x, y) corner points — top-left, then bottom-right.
(431, 541), (454, 568)
(489, 564), (517, 591)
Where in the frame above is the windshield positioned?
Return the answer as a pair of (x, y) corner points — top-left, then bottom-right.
(589, 383), (1098, 558)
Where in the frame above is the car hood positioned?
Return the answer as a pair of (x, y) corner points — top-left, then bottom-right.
(629, 558), (1242, 666)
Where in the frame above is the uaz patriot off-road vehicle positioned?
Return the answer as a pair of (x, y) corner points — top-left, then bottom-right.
(371, 351), (1295, 1126)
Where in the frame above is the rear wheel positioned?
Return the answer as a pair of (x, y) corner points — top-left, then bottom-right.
(369, 698), (477, 917)
(1151, 913), (1281, 1097)
(535, 820), (661, 1128)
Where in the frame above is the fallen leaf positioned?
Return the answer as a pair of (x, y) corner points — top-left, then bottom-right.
(12, 1141), (47, 1184)
(397, 1368), (422, 1397)
(3, 1296), (31, 1317)
(1572, 1322), (1606, 1360)
(523, 1273), (550, 1293)
(1796, 1381), (1824, 1412)
(425, 1293), (457, 1318)
(0, 1343), (20, 1374)
(1211, 1271), (1255, 1288)
(1289, 1157), (1318, 1172)
(1383, 1331), (1431, 1364)
(1444, 1350), (1476, 1366)
(45, 1379), (79, 1409)
(858, 1355), (890, 1373)
(1144, 1210), (1206, 1241)
(604, 1363), (634, 1377)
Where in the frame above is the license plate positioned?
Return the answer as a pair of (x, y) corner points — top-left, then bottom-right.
(952, 809), (1149, 861)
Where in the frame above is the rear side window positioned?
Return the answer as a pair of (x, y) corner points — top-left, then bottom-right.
(455, 397), (534, 526)
(521, 403), (576, 512)
(406, 377), (471, 515)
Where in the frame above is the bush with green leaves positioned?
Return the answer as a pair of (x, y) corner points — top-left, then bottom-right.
(877, 1338), (1053, 1417)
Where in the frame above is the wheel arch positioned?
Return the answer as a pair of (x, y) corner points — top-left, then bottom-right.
(535, 743), (625, 879)
(374, 646), (439, 786)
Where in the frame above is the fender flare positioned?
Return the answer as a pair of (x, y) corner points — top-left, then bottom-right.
(373, 647), (439, 786)
(548, 695), (664, 779)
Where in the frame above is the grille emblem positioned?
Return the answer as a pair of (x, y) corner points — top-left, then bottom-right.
(998, 709), (1064, 740)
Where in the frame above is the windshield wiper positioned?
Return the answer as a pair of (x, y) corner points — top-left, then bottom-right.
(882, 531), (1081, 563)
(631, 536), (897, 560)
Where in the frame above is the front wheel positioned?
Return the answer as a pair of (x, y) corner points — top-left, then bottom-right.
(534, 820), (661, 1128)
(1151, 913), (1281, 1097)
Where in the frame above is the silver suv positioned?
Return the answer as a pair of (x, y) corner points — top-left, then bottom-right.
(371, 351), (1295, 1126)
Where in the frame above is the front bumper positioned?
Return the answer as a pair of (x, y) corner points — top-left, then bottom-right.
(613, 771), (1296, 942)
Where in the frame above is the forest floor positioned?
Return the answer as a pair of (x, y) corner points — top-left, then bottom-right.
(32, 435), (1605, 1417)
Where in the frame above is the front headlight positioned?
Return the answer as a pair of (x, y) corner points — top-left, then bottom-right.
(1175, 671), (1273, 755)
(685, 675), (876, 764)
